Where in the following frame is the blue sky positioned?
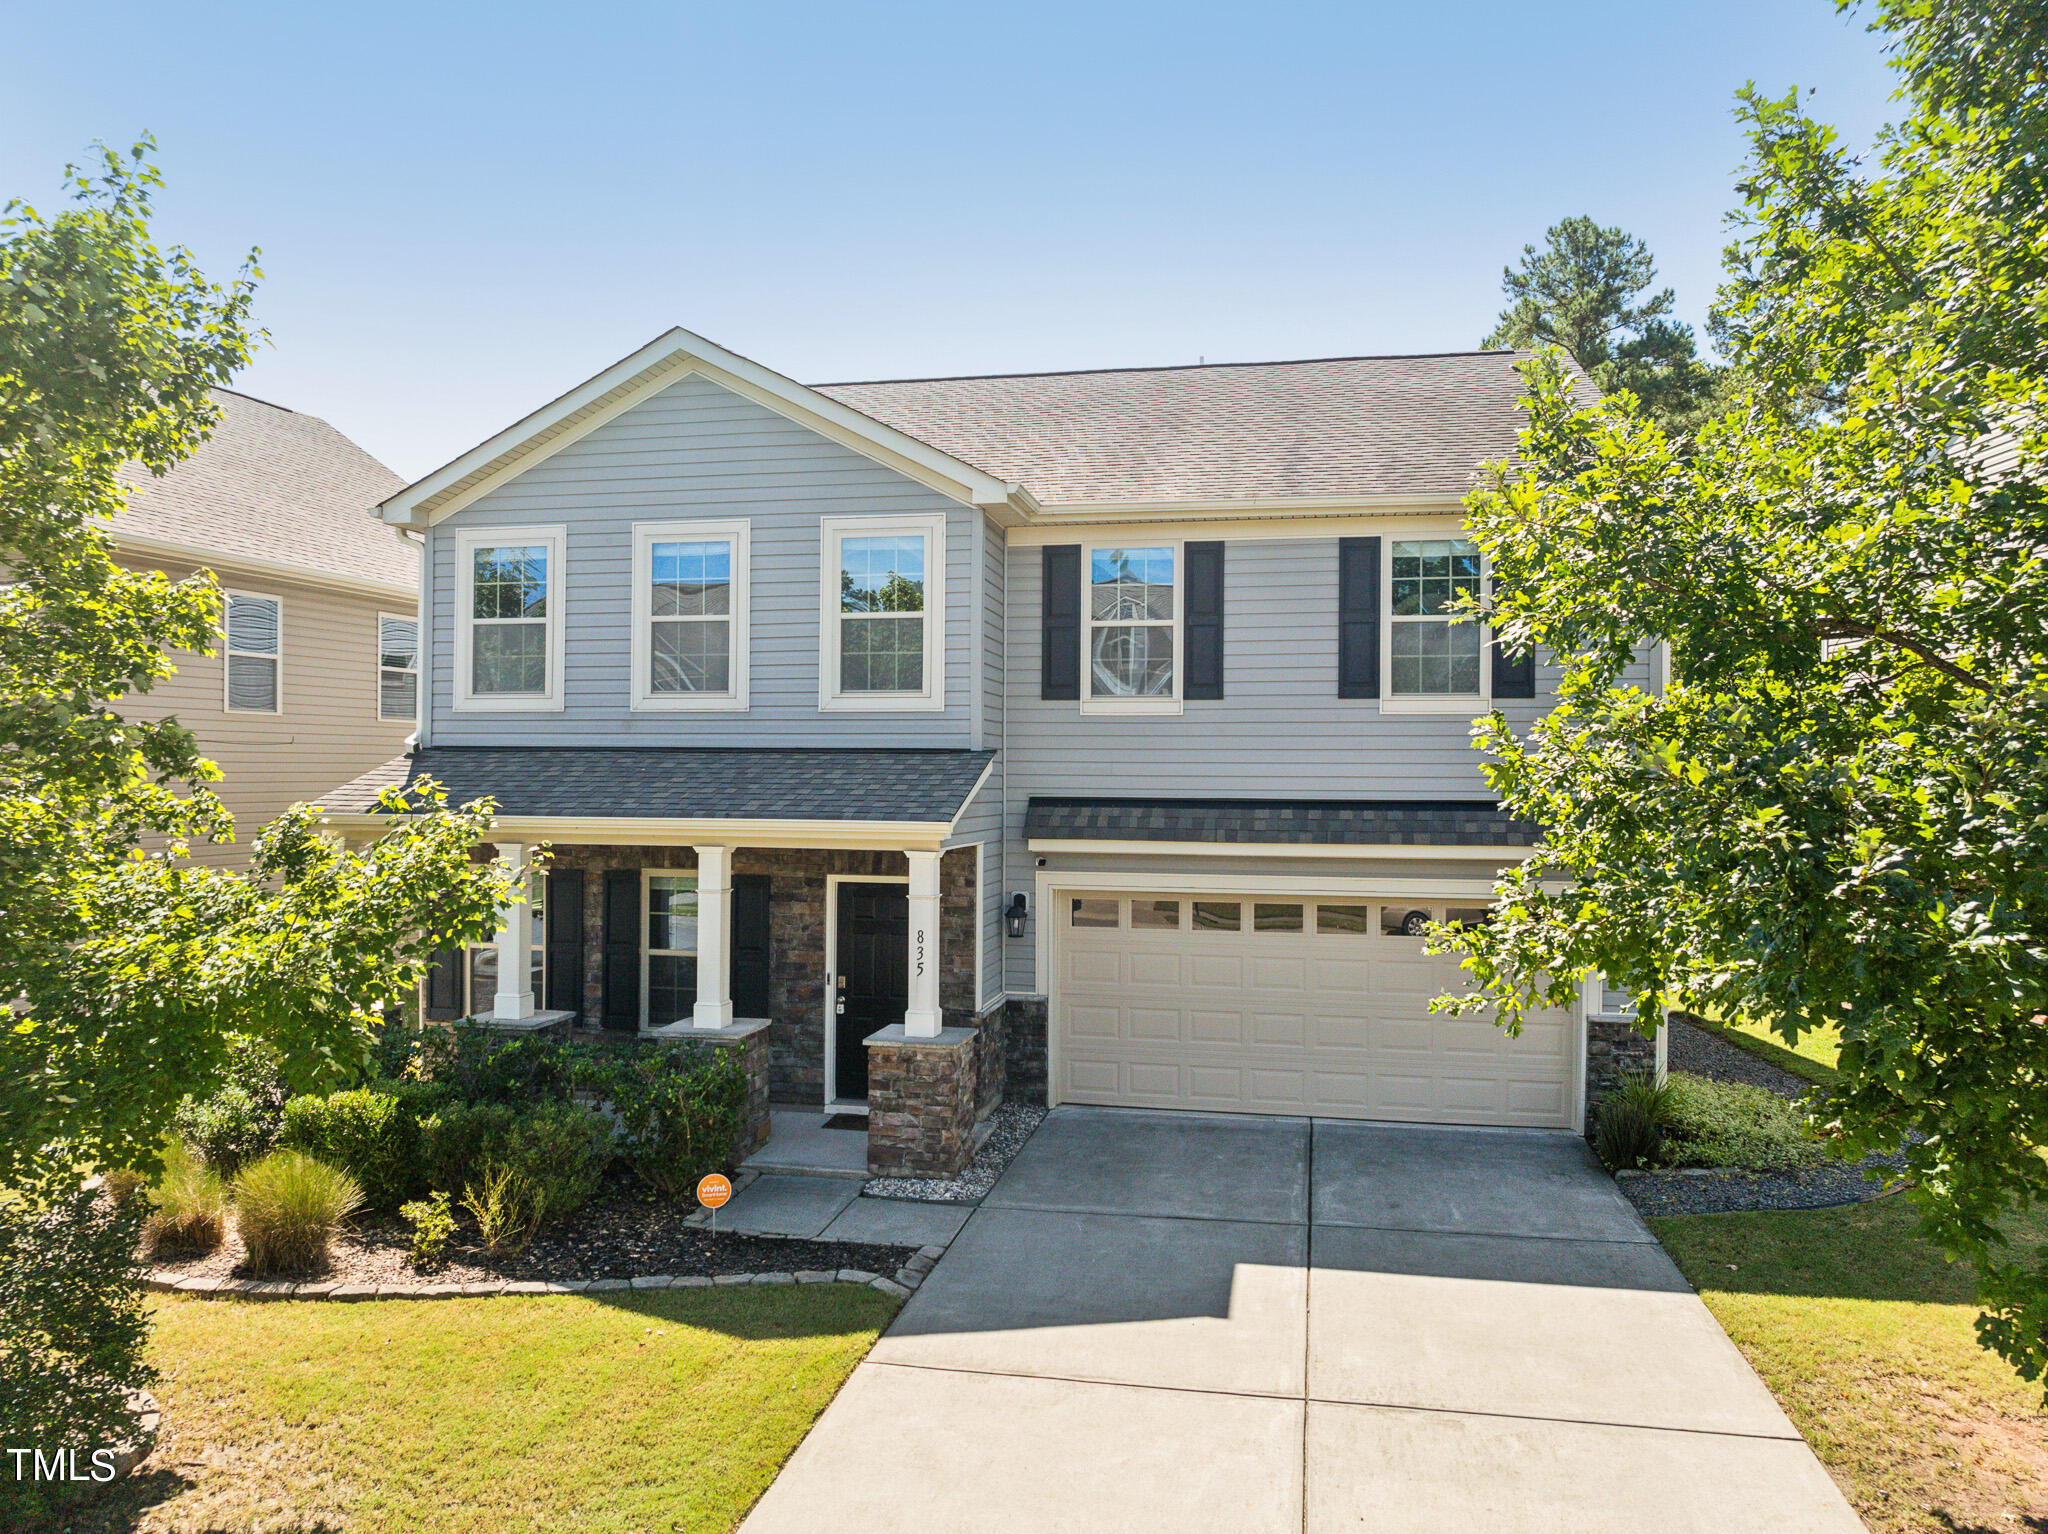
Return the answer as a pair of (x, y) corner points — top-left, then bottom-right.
(8, 2), (1899, 479)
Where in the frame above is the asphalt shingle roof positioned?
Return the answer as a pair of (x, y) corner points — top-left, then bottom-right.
(1024, 797), (1539, 848)
(815, 351), (1549, 506)
(114, 388), (413, 589)
(317, 747), (996, 824)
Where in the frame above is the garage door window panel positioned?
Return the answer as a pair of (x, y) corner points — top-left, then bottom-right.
(1253, 903), (1303, 932)
(1192, 901), (1241, 931)
(1315, 904), (1373, 934)
(1070, 897), (1120, 928)
(1131, 899), (1181, 929)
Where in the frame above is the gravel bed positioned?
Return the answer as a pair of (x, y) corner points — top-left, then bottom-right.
(148, 1184), (914, 1287)
(1665, 1016), (1809, 1099)
(864, 1100), (1047, 1203)
(1619, 1146), (1914, 1218)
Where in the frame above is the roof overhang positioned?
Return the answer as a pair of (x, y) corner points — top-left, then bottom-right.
(113, 531), (417, 605)
(1025, 838), (1534, 861)
(377, 326), (1041, 530)
(318, 811), (957, 853)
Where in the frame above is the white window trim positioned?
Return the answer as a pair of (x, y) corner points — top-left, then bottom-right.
(640, 868), (701, 1027)
(630, 519), (750, 712)
(453, 525), (566, 713)
(1379, 528), (1491, 715)
(1080, 539), (1184, 716)
(818, 511), (947, 713)
(377, 610), (419, 724)
(221, 588), (283, 715)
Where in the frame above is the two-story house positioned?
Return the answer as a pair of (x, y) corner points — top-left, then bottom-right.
(115, 388), (417, 867)
(313, 328), (1656, 1176)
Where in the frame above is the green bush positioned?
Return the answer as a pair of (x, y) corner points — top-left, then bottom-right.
(0, 1186), (155, 1503)
(399, 1191), (455, 1269)
(234, 1151), (364, 1276)
(279, 1090), (416, 1209)
(141, 1139), (228, 1255)
(417, 1100), (518, 1195)
(172, 1084), (275, 1177)
(586, 1043), (747, 1200)
(1659, 1073), (1820, 1171)
(1592, 1072), (1670, 1171)
(492, 1100), (611, 1221)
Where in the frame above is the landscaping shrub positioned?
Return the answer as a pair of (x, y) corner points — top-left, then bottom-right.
(417, 1099), (518, 1195)
(1658, 1073), (1819, 1171)
(279, 1089), (417, 1209)
(0, 1186), (155, 1499)
(172, 1084), (276, 1177)
(399, 1191), (455, 1268)
(492, 1100), (612, 1221)
(99, 1167), (146, 1208)
(142, 1139), (228, 1256)
(1592, 1072), (1670, 1171)
(462, 1165), (544, 1254)
(234, 1151), (364, 1276)
(587, 1043), (748, 1200)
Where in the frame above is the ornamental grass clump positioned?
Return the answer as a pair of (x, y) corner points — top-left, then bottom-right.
(1592, 1071), (1670, 1171)
(233, 1150), (363, 1276)
(141, 1139), (228, 1256)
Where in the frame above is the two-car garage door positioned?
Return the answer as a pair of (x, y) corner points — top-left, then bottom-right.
(1053, 891), (1574, 1129)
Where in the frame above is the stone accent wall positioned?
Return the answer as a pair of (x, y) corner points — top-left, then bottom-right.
(968, 998), (1007, 1119)
(678, 1021), (773, 1157)
(541, 843), (984, 1108)
(1004, 995), (1049, 1106)
(865, 1027), (977, 1176)
(1585, 1015), (1659, 1130)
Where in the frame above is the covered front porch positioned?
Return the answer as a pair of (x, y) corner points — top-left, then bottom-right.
(316, 746), (1007, 1177)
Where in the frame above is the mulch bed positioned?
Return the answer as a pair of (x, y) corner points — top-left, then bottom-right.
(148, 1183), (914, 1288)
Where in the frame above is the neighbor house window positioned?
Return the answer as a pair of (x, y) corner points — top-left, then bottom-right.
(223, 592), (281, 713)
(1386, 537), (1484, 705)
(378, 613), (418, 722)
(819, 513), (946, 710)
(454, 525), (564, 712)
(643, 873), (699, 1026)
(631, 520), (749, 710)
(1085, 545), (1178, 712)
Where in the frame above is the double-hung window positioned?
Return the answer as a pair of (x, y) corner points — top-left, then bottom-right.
(631, 520), (749, 710)
(819, 513), (946, 711)
(644, 872), (699, 1026)
(455, 526), (564, 711)
(1384, 535), (1487, 711)
(378, 613), (419, 722)
(223, 591), (282, 713)
(1084, 544), (1179, 713)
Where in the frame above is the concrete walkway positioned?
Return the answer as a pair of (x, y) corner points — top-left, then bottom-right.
(742, 1107), (1865, 1533)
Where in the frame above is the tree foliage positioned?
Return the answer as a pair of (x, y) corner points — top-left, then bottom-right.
(1444, 0), (2048, 1383)
(0, 142), (517, 1200)
(1483, 214), (1724, 430)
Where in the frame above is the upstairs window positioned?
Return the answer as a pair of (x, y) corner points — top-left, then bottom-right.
(1387, 536), (1485, 707)
(378, 613), (418, 722)
(455, 526), (563, 712)
(223, 592), (281, 713)
(819, 513), (946, 711)
(1085, 544), (1179, 712)
(632, 520), (749, 711)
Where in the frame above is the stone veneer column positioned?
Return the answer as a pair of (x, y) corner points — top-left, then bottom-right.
(673, 1019), (773, 1157)
(1584, 1015), (1660, 1132)
(865, 1025), (977, 1176)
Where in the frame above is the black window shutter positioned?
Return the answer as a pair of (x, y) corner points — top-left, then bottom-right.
(1184, 541), (1224, 700)
(544, 868), (585, 1015)
(1490, 631), (1537, 698)
(1337, 536), (1380, 698)
(1041, 544), (1081, 700)
(424, 947), (463, 1020)
(602, 870), (641, 1033)
(731, 873), (772, 1019)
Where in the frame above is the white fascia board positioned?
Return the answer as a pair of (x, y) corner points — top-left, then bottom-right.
(1035, 868), (1513, 900)
(380, 326), (1032, 529)
(316, 810), (951, 851)
(1019, 493), (1469, 524)
(113, 532), (417, 606)
(1025, 838), (1534, 861)
(1006, 506), (1478, 546)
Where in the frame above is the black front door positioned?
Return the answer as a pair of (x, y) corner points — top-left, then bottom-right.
(834, 882), (908, 1101)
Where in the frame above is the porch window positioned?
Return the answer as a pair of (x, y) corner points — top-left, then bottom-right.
(819, 513), (946, 711)
(464, 878), (544, 1014)
(631, 519), (750, 710)
(1085, 545), (1178, 711)
(644, 873), (699, 1026)
(455, 525), (564, 712)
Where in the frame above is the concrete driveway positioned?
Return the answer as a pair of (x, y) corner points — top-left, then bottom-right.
(742, 1107), (1864, 1533)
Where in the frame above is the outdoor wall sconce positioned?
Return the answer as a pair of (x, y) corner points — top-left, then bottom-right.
(1006, 892), (1029, 938)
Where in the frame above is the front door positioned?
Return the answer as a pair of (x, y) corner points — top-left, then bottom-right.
(834, 882), (908, 1102)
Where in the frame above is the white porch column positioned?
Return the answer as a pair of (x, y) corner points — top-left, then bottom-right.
(904, 849), (943, 1038)
(691, 844), (734, 1029)
(491, 842), (535, 1022)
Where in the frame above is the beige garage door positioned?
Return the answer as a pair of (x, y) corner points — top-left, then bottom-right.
(1053, 892), (1574, 1128)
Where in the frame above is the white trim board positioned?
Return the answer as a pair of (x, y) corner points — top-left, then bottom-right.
(318, 812), (956, 852)
(1026, 838), (1534, 862)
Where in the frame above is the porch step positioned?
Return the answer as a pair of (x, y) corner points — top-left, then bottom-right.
(742, 1109), (872, 1179)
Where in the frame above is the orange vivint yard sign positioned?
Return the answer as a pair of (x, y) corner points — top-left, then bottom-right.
(697, 1173), (732, 1210)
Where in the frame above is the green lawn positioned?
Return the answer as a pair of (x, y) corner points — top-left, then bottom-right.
(1653, 1196), (2048, 1534)
(29, 1285), (898, 1534)
(1682, 1008), (1843, 1086)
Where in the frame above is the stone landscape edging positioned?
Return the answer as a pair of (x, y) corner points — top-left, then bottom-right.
(143, 1244), (942, 1303)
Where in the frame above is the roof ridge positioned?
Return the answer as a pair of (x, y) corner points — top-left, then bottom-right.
(210, 385), (297, 413)
(811, 349), (1519, 388)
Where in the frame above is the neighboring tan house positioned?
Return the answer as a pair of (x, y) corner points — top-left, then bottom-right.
(114, 388), (418, 865)
(313, 328), (1661, 1176)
